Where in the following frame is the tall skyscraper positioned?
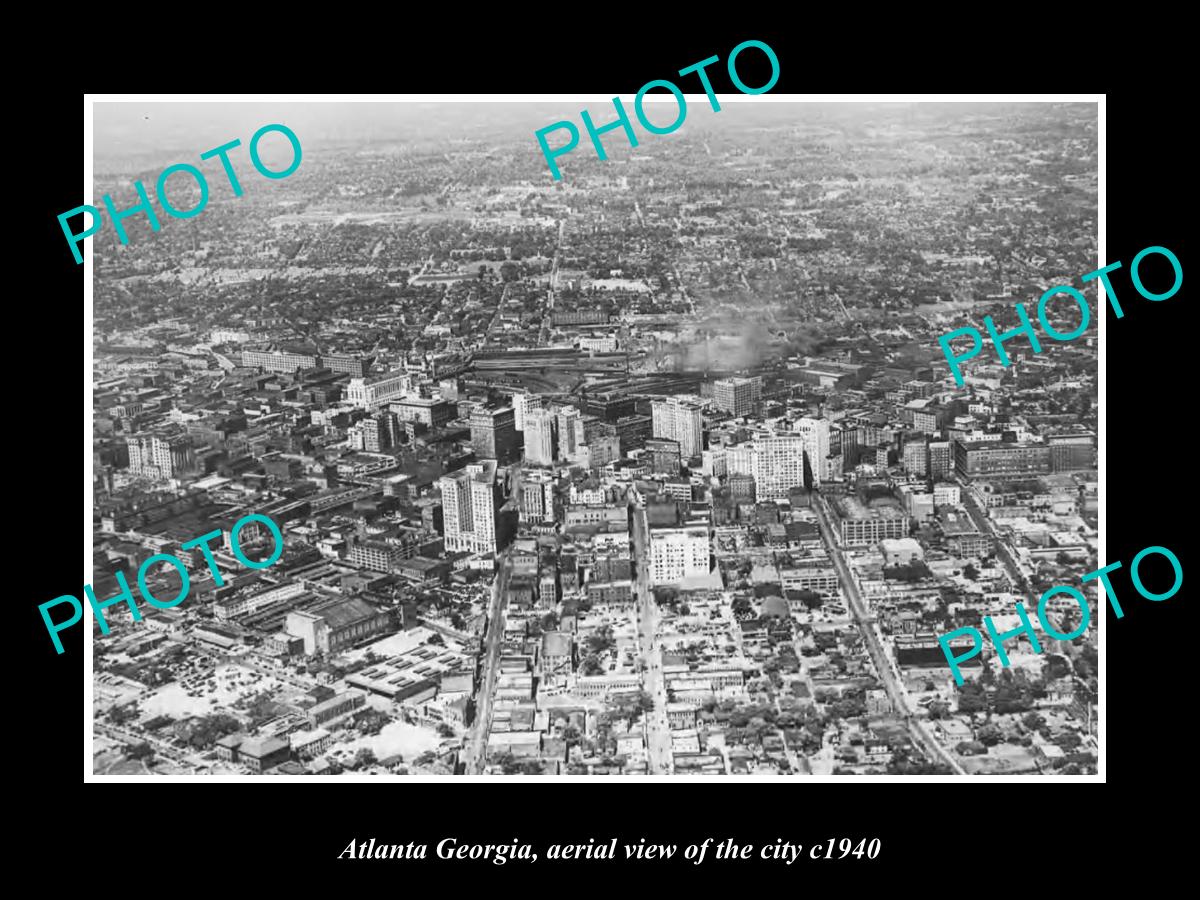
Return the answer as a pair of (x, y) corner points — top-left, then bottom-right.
(556, 405), (584, 462)
(794, 416), (831, 486)
(519, 469), (556, 523)
(439, 461), (513, 555)
(651, 397), (704, 460)
(512, 391), (541, 432)
(753, 435), (807, 498)
(903, 437), (929, 476)
(524, 407), (557, 466)
(713, 376), (762, 418)
(362, 411), (401, 452)
(127, 433), (196, 480)
(470, 406), (518, 464)
(929, 440), (953, 479)
(587, 434), (621, 469)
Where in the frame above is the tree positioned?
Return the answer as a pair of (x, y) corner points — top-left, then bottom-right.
(354, 748), (378, 768)
(957, 681), (989, 715)
(587, 626), (615, 654)
(126, 742), (155, 762)
(927, 700), (951, 720)
(109, 704), (138, 725)
(976, 723), (1003, 747)
(1043, 654), (1072, 682)
(1057, 733), (1083, 752)
(795, 589), (824, 610)
(437, 722), (456, 738)
(427, 633), (444, 646)
(1022, 712), (1045, 731)
(581, 654), (604, 675)
(962, 563), (980, 581)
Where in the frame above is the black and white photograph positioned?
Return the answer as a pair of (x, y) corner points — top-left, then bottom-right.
(78, 96), (1106, 782)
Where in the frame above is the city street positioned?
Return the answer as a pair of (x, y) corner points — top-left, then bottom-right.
(631, 502), (673, 774)
(810, 492), (966, 776)
(958, 480), (1034, 597)
(462, 554), (511, 774)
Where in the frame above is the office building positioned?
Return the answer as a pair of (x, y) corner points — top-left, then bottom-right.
(392, 395), (454, 429)
(651, 397), (704, 460)
(127, 433), (196, 480)
(523, 407), (557, 466)
(645, 438), (682, 475)
(556, 405), (584, 462)
(712, 376), (762, 418)
(614, 414), (652, 452)
(362, 412), (401, 453)
(512, 391), (541, 432)
(440, 460), (514, 556)
(727, 435), (806, 500)
(903, 438), (929, 476)
(520, 470), (556, 523)
(587, 434), (621, 469)
(954, 440), (1052, 482)
(583, 391), (636, 423)
(470, 406), (518, 464)
(649, 525), (711, 586)
(793, 416), (831, 486)
(929, 440), (953, 480)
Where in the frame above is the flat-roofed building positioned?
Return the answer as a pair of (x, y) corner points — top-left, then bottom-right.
(347, 369), (411, 408)
(470, 406), (518, 464)
(955, 440), (1051, 482)
(440, 460), (514, 556)
(391, 395), (454, 429)
(833, 496), (910, 547)
(649, 525), (710, 585)
(712, 376), (762, 418)
(285, 597), (391, 655)
(241, 348), (318, 373)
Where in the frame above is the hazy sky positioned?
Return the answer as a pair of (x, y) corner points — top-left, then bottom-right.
(93, 101), (1095, 175)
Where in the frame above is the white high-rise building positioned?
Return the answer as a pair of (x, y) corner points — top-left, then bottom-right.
(127, 433), (196, 480)
(793, 416), (831, 486)
(751, 434), (807, 499)
(651, 397), (704, 460)
(439, 461), (511, 556)
(524, 408), (557, 466)
(649, 526), (711, 585)
(512, 391), (541, 432)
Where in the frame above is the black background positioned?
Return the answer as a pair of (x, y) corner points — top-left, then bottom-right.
(18, 21), (1191, 888)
